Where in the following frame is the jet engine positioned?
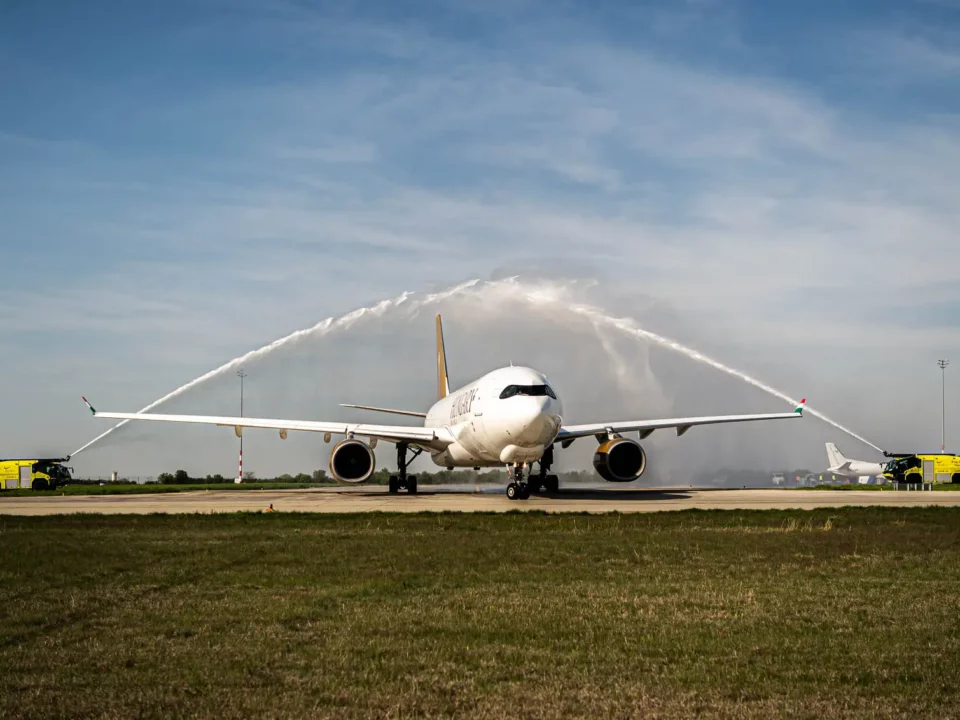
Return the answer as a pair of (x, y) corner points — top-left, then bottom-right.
(593, 437), (647, 482)
(329, 438), (376, 483)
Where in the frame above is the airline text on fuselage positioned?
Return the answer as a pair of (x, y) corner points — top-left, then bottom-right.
(449, 388), (478, 422)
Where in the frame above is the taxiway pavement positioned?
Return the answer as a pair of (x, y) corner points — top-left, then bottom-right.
(2, 485), (959, 515)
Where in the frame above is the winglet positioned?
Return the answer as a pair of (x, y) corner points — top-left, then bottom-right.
(81, 396), (97, 415)
(794, 398), (806, 415)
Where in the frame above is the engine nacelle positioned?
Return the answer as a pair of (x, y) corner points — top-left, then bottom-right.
(329, 438), (376, 483)
(593, 437), (647, 482)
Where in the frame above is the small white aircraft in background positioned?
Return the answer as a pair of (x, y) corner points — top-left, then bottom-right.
(825, 443), (885, 483)
(84, 315), (805, 500)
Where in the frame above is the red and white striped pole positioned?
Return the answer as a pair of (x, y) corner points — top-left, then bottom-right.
(237, 446), (243, 484)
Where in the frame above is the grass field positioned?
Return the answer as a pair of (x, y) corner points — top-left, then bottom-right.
(2, 509), (959, 718)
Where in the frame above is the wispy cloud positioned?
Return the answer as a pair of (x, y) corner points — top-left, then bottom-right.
(857, 28), (960, 80)
(275, 141), (378, 164)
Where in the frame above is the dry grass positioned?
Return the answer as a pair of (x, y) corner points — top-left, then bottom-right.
(1, 508), (959, 718)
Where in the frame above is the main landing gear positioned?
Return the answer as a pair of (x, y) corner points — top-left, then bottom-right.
(389, 443), (422, 494)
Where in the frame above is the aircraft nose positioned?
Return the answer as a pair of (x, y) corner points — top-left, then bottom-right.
(511, 397), (560, 445)
(521, 395), (549, 419)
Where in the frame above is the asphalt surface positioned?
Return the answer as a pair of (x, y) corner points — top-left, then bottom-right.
(2, 485), (959, 515)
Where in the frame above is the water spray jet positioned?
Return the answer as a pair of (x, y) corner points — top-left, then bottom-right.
(72, 277), (882, 457)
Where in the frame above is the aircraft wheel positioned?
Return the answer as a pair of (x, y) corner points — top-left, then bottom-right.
(388, 476), (399, 493)
(408, 476), (418, 494)
(518, 483), (530, 500)
(545, 475), (559, 493)
(506, 482), (521, 500)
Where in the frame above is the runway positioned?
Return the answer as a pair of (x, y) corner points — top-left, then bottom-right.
(2, 485), (959, 515)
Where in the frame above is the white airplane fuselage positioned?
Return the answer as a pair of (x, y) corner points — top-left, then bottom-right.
(423, 366), (563, 468)
(829, 461), (885, 478)
(825, 443), (884, 480)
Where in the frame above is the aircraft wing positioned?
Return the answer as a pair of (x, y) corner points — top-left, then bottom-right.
(556, 400), (805, 445)
(82, 399), (453, 449)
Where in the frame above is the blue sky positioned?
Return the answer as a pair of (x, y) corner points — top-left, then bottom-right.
(2, 0), (959, 474)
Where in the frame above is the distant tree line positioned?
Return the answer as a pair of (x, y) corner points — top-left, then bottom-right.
(154, 469), (330, 484)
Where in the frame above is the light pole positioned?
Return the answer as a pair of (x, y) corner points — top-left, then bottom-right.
(237, 368), (247, 483)
(939, 360), (949, 453)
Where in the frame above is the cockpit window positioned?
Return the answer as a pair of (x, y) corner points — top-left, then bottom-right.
(499, 384), (556, 400)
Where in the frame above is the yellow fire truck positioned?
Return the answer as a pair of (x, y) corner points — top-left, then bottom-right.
(882, 453), (960, 485)
(0, 458), (72, 491)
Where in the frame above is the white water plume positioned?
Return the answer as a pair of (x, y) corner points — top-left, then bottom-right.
(72, 277), (882, 459)
(71, 279), (480, 456)
(566, 303), (884, 454)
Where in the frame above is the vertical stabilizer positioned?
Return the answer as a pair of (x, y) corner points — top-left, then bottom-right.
(436, 314), (450, 400)
(825, 443), (846, 468)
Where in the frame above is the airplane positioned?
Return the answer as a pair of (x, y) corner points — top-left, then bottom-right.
(82, 315), (806, 500)
(824, 443), (885, 483)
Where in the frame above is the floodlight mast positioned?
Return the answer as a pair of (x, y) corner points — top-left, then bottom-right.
(939, 360), (949, 453)
(237, 368), (247, 483)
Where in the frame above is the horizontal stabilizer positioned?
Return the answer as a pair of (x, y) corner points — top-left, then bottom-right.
(340, 404), (427, 418)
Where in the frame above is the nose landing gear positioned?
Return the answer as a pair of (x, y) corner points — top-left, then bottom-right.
(388, 442), (422, 494)
(506, 464), (530, 500)
(505, 445), (560, 500)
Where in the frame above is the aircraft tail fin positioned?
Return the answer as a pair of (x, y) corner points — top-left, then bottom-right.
(826, 442), (847, 469)
(436, 314), (450, 400)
